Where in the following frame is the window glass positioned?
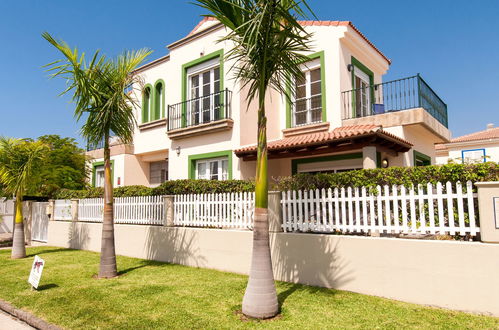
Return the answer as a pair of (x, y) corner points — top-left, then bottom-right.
(94, 165), (105, 187)
(195, 157), (229, 180)
(188, 65), (221, 125)
(150, 161), (168, 185)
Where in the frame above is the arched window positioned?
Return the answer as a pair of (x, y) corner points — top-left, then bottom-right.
(154, 80), (164, 120)
(142, 85), (152, 123)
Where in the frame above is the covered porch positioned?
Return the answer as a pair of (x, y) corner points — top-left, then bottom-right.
(235, 125), (412, 178)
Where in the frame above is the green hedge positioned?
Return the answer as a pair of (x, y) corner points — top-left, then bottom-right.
(53, 163), (498, 199)
(274, 162), (499, 191)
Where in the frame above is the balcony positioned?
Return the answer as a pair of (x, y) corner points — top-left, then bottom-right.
(167, 89), (233, 139)
(341, 75), (448, 128)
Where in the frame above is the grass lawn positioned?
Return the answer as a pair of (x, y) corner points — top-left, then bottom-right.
(0, 247), (497, 329)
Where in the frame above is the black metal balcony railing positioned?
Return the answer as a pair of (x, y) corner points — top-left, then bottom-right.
(86, 136), (121, 152)
(167, 89), (232, 131)
(341, 75), (448, 128)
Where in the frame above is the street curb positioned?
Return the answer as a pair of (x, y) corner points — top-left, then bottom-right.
(0, 298), (61, 330)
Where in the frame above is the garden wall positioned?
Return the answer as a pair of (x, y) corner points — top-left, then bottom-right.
(47, 220), (499, 317)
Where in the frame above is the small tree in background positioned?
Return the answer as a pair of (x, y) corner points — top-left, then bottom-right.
(43, 32), (151, 278)
(195, 0), (314, 318)
(0, 138), (46, 259)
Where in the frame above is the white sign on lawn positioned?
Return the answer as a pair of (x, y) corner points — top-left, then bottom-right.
(28, 255), (45, 289)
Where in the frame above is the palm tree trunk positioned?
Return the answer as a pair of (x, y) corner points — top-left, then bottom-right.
(242, 94), (278, 319)
(11, 194), (26, 259)
(98, 137), (118, 278)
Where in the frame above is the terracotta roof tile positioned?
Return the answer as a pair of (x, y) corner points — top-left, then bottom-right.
(235, 125), (411, 155)
(450, 127), (499, 143)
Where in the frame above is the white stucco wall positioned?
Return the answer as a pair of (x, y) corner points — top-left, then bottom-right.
(436, 141), (499, 164)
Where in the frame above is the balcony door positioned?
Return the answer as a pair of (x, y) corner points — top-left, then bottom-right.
(189, 66), (220, 126)
(354, 67), (371, 117)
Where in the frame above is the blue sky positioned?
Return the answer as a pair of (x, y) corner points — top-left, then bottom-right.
(0, 0), (498, 147)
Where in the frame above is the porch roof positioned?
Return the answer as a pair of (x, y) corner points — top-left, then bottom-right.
(234, 125), (412, 161)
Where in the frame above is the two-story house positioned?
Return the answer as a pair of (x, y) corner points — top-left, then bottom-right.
(86, 18), (451, 187)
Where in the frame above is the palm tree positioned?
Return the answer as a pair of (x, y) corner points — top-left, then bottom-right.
(43, 32), (151, 278)
(195, 0), (314, 318)
(0, 138), (46, 259)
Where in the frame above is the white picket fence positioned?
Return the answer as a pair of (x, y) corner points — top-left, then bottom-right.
(61, 196), (164, 225)
(174, 192), (255, 229)
(54, 199), (72, 221)
(281, 181), (479, 236)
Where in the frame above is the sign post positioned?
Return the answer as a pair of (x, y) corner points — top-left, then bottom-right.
(28, 255), (45, 290)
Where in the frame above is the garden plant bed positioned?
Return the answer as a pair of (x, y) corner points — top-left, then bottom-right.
(0, 247), (497, 329)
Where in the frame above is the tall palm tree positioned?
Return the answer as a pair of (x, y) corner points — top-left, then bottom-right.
(43, 32), (151, 278)
(195, 0), (314, 318)
(0, 138), (46, 259)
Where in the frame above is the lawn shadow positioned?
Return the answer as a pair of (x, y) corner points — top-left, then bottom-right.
(37, 283), (59, 291)
(27, 248), (75, 257)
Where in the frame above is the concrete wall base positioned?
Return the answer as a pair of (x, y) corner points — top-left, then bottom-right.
(47, 221), (499, 317)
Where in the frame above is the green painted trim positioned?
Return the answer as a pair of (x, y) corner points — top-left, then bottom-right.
(188, 150), (233, 180)
(181, 49), (224, 128)
(351, 56), (374, 118)
(153, 79), (166, 119)
(413, 150), (431, 166)
(286, 51), (327, 128)
(142, 84), (153, 123)
(291, 152), (362, 175)
(92, 160), (115, 187)
(376, 152), (381, 168)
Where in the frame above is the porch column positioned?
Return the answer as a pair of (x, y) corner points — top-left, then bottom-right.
(362, 146), (377, 169)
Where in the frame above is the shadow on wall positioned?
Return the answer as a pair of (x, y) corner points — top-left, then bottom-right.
(271, 233), (355, 290)
(145, 226), (207, 267)
(68, 222), (90, 250)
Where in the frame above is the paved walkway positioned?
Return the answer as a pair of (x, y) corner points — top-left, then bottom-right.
(0, 309), (34, 330)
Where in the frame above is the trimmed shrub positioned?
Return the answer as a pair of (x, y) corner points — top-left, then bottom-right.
(53, 163), (498, 198)
(274, 162), (499, 191)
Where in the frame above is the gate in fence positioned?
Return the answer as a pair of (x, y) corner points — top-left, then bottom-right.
(32, 202), (49, 242)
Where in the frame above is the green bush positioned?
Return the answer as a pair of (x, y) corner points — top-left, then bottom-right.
(274, 162), (499, 191)
(53, 163), (498, 198)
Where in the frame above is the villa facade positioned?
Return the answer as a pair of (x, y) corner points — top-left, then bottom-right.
(86, 18), (451, 187)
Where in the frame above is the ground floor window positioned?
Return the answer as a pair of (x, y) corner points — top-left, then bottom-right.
(461, 149), (486, 164)
(196, 157), (228, 180)
(413, 150), (431, 166)
(94, 165), (105, 187)
(150, 161), (168, 185)
(292, 153), (364, 175)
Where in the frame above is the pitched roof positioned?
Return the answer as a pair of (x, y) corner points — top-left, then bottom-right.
(235, 125), (412, 157)
(450, 127), (499, 143)
(188, 18), (391, 64)
(435, 125), (499, 150)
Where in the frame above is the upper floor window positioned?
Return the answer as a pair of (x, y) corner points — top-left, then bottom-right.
(196, 157), (228, 180)
(188, 61), (221, 126)
(142, 86), (152, 123)
(154, 81), (164, 120)
(353, 67), (371, 118)
(292, 58), (322, 127)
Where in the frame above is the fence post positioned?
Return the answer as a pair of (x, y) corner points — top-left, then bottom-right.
(268, 191), (283, 232)
(71, 199), (79, 222)
(24, 201), (33, 245)
(163, 195), (174, 227)
(476, 181), (499, 243)
(46, 199), (55, 221)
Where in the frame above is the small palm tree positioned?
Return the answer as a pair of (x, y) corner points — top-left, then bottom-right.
(43, 32), (151, 278)
(0, 138), (46, 259)
(195, 0), (314, 318)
